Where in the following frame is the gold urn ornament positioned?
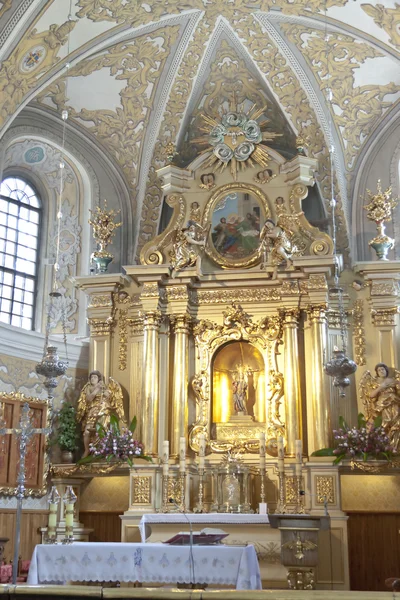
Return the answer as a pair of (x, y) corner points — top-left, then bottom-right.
(89, 199), (122, 273)
(363, 180), (398, 261)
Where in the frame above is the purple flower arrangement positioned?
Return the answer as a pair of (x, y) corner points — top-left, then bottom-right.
(78, 415), (151, 467)
(312, 413), (394, 464)
(89, 429), (145, 467)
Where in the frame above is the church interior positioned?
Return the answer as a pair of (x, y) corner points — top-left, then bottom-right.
(1, 0), (400, 596)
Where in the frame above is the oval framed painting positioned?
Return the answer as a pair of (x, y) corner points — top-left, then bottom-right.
(202, 183), (270, 268)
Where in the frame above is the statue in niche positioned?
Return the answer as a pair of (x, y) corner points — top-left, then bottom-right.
(77, 370), (126, 458)
(360, 363), (400, 452)
(232, 366), (248, 415)
(170, 221), (207, 276)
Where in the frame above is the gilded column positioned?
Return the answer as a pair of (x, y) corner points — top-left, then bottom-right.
(142, 310), (162, 457)
(307, 304), (331, 451)
(279, 308), (301, 456)
(170, 314), (191, 458)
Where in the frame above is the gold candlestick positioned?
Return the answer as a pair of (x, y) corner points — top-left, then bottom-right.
(275, 471), (287, 514)
(193, 468), (205, 513)
(294, 476), (306, 514)
(260, 468), (266, 504)
(162, 475), (170, 513)
(178, 473), (186, 512)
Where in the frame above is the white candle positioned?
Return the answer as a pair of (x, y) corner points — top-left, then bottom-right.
(259, 432), (266, 470)
(199, 433), (206, 470)
(277, 436), (285, 473)
(162, 440), (169, 477)
(65, 503), (74, 531)
(48, 503), (57, 532)
(295, 439), (302, 477)
(179, 436), (186, 473)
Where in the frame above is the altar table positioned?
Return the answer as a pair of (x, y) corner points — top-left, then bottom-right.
(27, 542), (262, 590)
(138, 513), (270, 543)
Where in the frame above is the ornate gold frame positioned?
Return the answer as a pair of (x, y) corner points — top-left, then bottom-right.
(201, 183), (271, 269)
(0, 392), (51, 496)
(189, 304), (284, 454)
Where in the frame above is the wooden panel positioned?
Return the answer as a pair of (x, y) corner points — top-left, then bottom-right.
(348, 513), (400, 591)
(0, 393), (48, 493)
(80, 512), (122, 543)
(0, 510), (47, 563)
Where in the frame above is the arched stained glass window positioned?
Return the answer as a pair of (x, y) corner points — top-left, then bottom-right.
(0, 177), (41, 330)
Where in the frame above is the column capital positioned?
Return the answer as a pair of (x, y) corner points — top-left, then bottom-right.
(306, 303), (328, 321)
(371, 307), (399, 327)
(278, 307), (300, 324)
(170, 313), (191, 334)
(87, 317), (115, 337)
(140, 310), (163, 329)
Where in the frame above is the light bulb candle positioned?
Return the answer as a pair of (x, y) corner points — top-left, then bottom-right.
(198, 433), (206, 471)
(295, 439), (303, 477)
(47, 486), (60, 541)
(277, 436), (285, 473)
(62, 486), (77, 543)
(162, 440), (169, 477)
(179, 436), (186, 473)
(259, 432), (266, 471)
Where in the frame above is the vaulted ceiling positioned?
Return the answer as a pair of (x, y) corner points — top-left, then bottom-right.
(0, 0), (399, 262)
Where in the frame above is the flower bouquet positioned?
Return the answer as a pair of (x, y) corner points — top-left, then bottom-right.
(312, 413), (393, 464)
(78, 415), (151, 467)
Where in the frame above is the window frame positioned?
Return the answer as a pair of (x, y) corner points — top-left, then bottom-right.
(0, 177), (42, 331)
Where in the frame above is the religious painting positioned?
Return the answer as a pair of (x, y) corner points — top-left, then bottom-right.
(202, 183), (270, 269)
(212, 341), (265, 424)
(0, 392), (50, 496)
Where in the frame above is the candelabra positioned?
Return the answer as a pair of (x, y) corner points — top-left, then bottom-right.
(0, 402), (50, 583)
(275, 471), (287, 514)
(294, 476), (306, 514)
(161, 475), (170, 513)
(193, 468), (205, 513)
(178, 473), (186, 512)
(260, 468), (266, 504)
(62, 486), (77, 544)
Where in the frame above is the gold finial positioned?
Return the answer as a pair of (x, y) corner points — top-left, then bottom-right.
(89, 200), (122, 273)
(363, 180), (397, 224)
(165, 142), (177, 164)
(295, 133), (309, 155)
(363, 180), (398, 261)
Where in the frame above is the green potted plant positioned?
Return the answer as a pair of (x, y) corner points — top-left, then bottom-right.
(54, 402), (79, 464)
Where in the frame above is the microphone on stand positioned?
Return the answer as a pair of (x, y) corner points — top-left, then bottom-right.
(168, 498), (196, 586)
(299, 491), (329, 516)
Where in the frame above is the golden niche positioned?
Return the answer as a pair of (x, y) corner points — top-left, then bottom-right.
(212, 341), (266, 441)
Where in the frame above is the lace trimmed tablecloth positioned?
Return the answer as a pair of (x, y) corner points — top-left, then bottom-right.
(139, 513), (270, 542)
(27, 542), (262, 590)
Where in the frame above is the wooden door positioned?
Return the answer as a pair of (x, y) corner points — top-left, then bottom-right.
(348, 513), (400, 591)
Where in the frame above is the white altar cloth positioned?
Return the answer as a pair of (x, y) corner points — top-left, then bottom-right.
(27, 542), (262, 590)
(139, 513), (270, 543)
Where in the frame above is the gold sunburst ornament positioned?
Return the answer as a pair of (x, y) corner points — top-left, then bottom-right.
(193, 100), (281, 181)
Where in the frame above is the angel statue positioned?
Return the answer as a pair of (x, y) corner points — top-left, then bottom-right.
(77, 370), (126, 458)
(359, 363), (400, 452)
(169, 221), (207, 277)
(259, 219), (297, 279)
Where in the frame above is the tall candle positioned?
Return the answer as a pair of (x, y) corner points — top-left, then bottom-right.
(199, 433), (206, 470)
(162, 440), (169, 476)
(48, 503), (57, 532)
(179, 436), (186, 473)
(65, 503), (74, 531)
(277, 436), (285, 473)
(295, 439), (302, 477)
(259, 432), (266, 470)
